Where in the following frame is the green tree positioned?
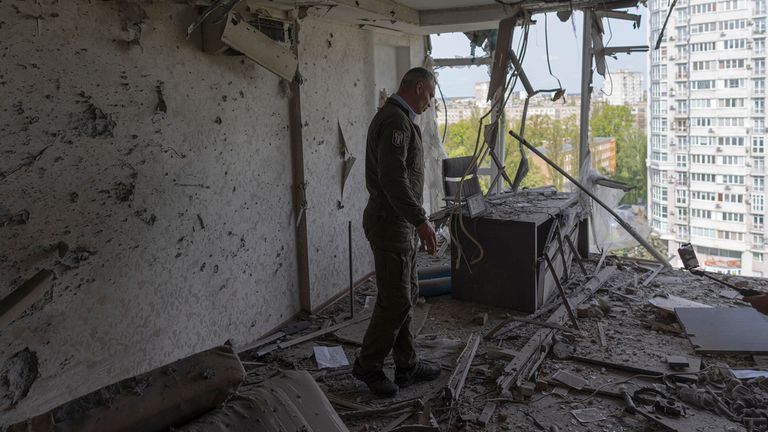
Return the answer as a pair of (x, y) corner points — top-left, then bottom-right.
(615, 127), (648, 205)
(507, 114), (579, 190)
(590, 103), (647, 205)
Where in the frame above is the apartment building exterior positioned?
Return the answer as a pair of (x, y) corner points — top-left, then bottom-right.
(605, 69), (645, 106)
(648, 0), (768, 275)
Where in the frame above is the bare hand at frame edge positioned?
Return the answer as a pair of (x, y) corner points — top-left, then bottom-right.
(416, 221), (437, 255)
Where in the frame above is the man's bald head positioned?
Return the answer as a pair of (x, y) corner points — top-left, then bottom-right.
(399, 67), (435, 90)
(396, 67), (436, 115)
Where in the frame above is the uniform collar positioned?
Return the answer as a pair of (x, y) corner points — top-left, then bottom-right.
(390, 94), (417, 122)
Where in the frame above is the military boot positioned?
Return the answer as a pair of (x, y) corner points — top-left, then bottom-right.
(394, 360), (441, 388)
(352, 359), (398, 397)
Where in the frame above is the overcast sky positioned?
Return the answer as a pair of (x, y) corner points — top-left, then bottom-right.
(430, 7), (649, 97)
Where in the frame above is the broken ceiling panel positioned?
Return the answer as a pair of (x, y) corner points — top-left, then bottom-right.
(219, 12), (297, 80)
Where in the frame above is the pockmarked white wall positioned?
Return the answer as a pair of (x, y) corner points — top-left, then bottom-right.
(0, 1), (439, 424)
(298, 19), (443, 308)
(0, 1), (301, 423)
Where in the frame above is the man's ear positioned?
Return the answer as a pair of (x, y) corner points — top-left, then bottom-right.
(415, 80), (423, 95)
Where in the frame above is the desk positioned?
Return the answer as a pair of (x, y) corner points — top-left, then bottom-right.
(449, 190), (585, 313)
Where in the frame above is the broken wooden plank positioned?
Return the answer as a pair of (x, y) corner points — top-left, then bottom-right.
(0, 269), (54, 327)
(277, 314), (371, 350)
(444, 333), (481, 402)
(497, 266), (617, 394)
(597, 321), (607, 347)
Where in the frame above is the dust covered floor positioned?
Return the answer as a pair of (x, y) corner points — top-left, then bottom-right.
(239, 252), (768, 432)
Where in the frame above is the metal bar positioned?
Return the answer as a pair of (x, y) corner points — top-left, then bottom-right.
(348, 220), (354, 318)
(594, 10), (642, 23)
(641, 264), (663, 287)
(543, 254), (581, 331)
(594, 247), (608, 276)
(554, 223), (570, 281)
(433, 57), (493, 67)
(510, 51), (534, 96)
(578, 9), (593, 177)
(564, 234), (588, 276)
(509, 129), (671, 268)
(602, 45), (649, 55)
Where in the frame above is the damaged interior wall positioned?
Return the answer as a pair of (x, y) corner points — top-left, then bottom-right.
(0, 0), (436, 424)
(298, 20), (443, 308)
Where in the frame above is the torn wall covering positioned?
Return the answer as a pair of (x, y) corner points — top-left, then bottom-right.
(0, 0), (436, 424)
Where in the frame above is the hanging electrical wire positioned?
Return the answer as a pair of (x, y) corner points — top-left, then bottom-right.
(436, 78), (449, 143)
(544, 13), (564, 94)
(600, 18), (614, 97)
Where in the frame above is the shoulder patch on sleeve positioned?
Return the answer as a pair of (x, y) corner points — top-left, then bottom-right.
(392, 130), (406, 147)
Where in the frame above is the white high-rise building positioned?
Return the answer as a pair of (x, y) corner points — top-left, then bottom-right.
(605, 69), (644, 105)
(648, 0), (768, 276)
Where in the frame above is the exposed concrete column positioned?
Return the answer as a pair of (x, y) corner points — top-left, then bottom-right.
(288, 20), (312, 312)
(578, 9), (594, 256)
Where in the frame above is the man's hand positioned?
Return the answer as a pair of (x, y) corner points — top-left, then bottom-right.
(416, 221), (437, 255)
(746, 294), (768, 316)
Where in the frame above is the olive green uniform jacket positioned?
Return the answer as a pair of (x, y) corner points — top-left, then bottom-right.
(362, 97), (426, 252)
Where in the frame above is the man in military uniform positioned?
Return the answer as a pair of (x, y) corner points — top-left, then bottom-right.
(352, 67), (441, 396)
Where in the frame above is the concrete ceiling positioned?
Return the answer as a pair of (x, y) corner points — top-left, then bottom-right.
(246, 0), (642, 34)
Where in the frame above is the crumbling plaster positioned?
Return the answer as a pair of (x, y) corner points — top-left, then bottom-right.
(0, 0), (442, 424)
(0, 0), (302, 423)
(297, 19), (443, 308)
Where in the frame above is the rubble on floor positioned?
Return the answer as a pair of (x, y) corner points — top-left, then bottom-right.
(8, 254), (768, 431)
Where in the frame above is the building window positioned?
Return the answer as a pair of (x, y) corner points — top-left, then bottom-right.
(722, 212), (745, 222)
(676, 189), (688, 204)
(754, 214), (765, 229)
(756, 38), (766, 54)
(754, 118), (766, 134)
(753, 234), (765, 246)
(724, 175), (745, 184)
(692, 226), (717, 238)
(754, 176), (765, 189)
(755, 252), (764, 262)
(718, 98), (745, 108)
(719, 136), (745, 146)
(755, 79), (766, 95)
(753, 137), (765, 154)
(752, 194), (765, 212)
(718, 230), (744, 241)
(754, 98), (766, 114)
(721, 155), (745, 166)
(692, 191), (717, 201)
(692, 80), (716, 90)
